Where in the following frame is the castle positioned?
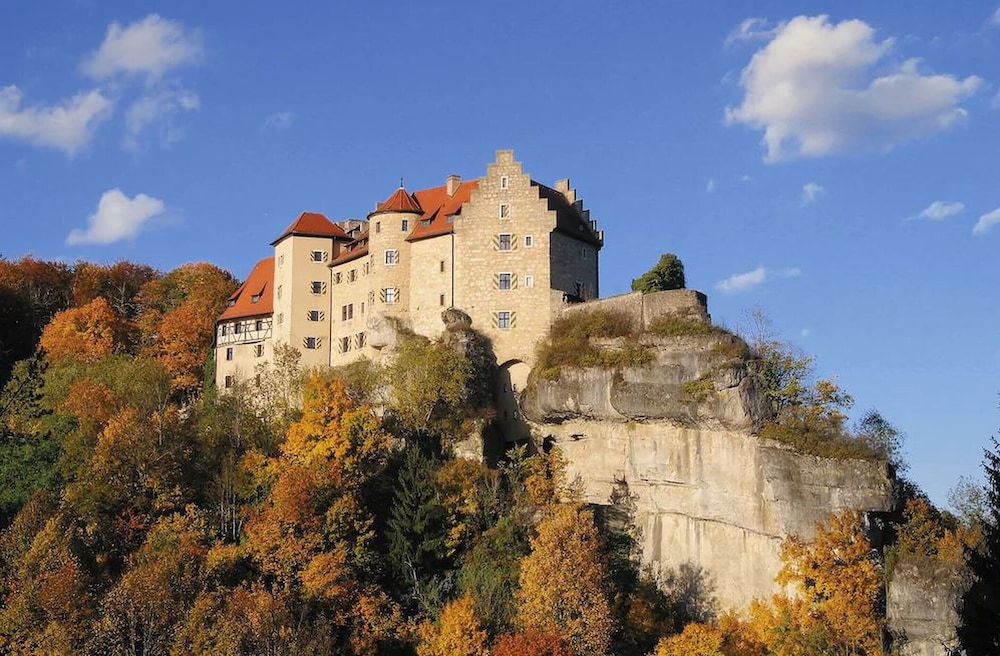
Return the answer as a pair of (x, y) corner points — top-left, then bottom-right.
(215, 150), (604, 400)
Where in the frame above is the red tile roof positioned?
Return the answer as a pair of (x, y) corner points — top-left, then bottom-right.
(271, 211), (349, 246)
(406, 180), (479, 242)
(218, 257), (274, 321)
(373, 187), (423, 215)
(330, 231), (370, 265)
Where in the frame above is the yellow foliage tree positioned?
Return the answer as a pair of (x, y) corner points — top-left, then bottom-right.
(515, 503), (614, 656)
(417, 595), (489, 656)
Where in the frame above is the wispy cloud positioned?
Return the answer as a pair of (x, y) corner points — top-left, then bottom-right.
(706, 178), (716, 193)
(740, 174), (753, 183)
(992, 7), (1000, 26)
(0, 85), (112, 155)
(801, 182), (826, 205)
(914, 200), (964, 221)
(67, 189), (166, 245)
(81, 14), (203, 81)
(716, 265), (800, 293)
(973, 208), (1000, 235)
(262, 111), (295, 131)
(726, 15), (981, 162)
(725, 17), (778, 46)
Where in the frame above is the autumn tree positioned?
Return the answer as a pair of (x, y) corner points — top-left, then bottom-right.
(417, 594), (489, 656)
(492, 631), (575, 656)
(38, 297), (131, 364)
(958, 435), (1000, 655)
(71, 260), (158, 318)
(515, 503), (614, 656)
(631, 253), (685, 293)
(457, 516), (530, 635)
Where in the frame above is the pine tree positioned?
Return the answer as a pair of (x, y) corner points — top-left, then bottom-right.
(958, 434), (1000, 654)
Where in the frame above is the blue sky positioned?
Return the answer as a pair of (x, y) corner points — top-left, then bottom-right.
(2, 1), (998, 506)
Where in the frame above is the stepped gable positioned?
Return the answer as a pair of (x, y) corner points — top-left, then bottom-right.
(270, 211), (348, 246)
(533, 182), (602, 247)
(407, 180), (479, 242)
(330, 230), (369, 265)
(372, 187), (423, 215)
(218, 256), (274, 320)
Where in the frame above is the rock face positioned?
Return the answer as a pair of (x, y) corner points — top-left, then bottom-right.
(522, 307), (894, 611)
(887, 564), (963, 656)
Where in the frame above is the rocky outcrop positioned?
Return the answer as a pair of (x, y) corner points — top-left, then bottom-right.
(523, 323), (894, 611)
(888, 563), (964, 656)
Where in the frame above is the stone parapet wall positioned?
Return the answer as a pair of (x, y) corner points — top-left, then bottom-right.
(559, 289), (710, 332)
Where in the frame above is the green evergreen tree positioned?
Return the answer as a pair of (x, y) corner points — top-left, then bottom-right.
(387, 445), (449, 611)
(631, 253), (685, 293)
(958, 434), (1000, 655)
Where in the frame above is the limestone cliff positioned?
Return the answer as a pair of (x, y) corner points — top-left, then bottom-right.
(521, 290), (895, 611)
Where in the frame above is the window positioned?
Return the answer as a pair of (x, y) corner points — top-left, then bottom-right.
(310, 281), (325, 294)
(254, 344), (264, 357)
(224, 375), (234, 389)
(383, 287), (398, 304)
(498, 273), (512, 290)
(311, 250), (327, 262)
(221, 324), (229, 336)
(234, 323), (242, 334)
(225, 347), (234, 361)
(524, 235), (533, 248)
(254, 319), (262, 331)
(575, 281), (584, 298)
(497, 311), (512, 330)
(375, 221), (381, 234)
(401, 219), (409, 232)
(307, 310), (322, 321)
(385, 249), (398, 265)
(361, 302), (365, 314)
(277, 312), (284, 325)
(356, 332), (366, 348)
(277, 285), (283, 300)
(363, 261), (370, 275)
(525, 275), (534, 288)
(369, 290), (376, 304)
(333, 272), (342, 284)
(498, 233), (512, 251)
(582, 247), (588, 260)
(304, 337), (320, 349)
(339, 336), (351, 353)
(500, 175), (509, 189)
(439, 260), (445, 272)
(251, 292), (262, 303)
(347, 269), (357, 283)
(278, 254), (284, 267)
(341, 304), (354, 321)
(440, 294), (445, 306)
(499, 203), (510, 219)
(422, 219), (432, 227)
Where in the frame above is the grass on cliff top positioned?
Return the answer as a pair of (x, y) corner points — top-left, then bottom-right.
(758, 417), (884, 461)
(536, 310), (654, 380)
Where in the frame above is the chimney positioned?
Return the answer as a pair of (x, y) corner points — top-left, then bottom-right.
(447, 174), (461, 197)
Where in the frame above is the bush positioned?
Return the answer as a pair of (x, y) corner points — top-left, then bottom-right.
(535, 311), (649, 380)
(632, 253), (685, 293)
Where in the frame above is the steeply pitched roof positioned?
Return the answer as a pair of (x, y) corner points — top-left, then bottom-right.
(271, 211), (349, 246)
(533, 182), (603, 247)
(372, 187), (423, 215)
(218, 257), (274, 321)
(406, 181), (479, 242)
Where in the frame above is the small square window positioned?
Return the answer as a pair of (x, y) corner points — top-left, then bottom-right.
(224, 375), (234, 389)
(356, 332), (366, 348)
(385, 249), (398, 265)
(500, 176), (509, 189)
(384, 288), (398, 304)
(499, 203), (510, 219)
(497, 311), (512, 330)
(401, 219), (409, 232)
(342, 304), (354, 321)
(311, 250), (327, 262)
(311, 281), (324, 294)
(340, 336), (351, 353)
(524, 235), (533, 248)
(498, 234), (512, 251)
(333, 272), (342, 284)
(308, 310), (321, 321)
(255, 319), (263, 331)
(225, 347), (234, 361)
(498, 273), (512, 290)
(234, 323), (242, 334)
(304, 337), (319, 349)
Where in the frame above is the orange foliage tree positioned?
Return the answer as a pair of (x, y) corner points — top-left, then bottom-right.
(514, 503), (614, 656)
(37, 297), (130, 363)
(492, 631), (575, 656)
(417, 594), (489, 656)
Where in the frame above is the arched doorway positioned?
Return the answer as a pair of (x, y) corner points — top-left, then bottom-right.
(496, 359), (531, 442)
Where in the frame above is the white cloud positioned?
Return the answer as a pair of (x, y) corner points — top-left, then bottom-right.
(800, 328), (811, 338)
(917, 200), (964, 220)
(82, 14), (202, 81)
(67, 189), (166, 245)
(123, 87), (200, 151)
(716, 266), (768, 293)
(262, 111), (295, 131)
(706, 178), (716, 193)
(725, 17), (777, 46)
(725, 15), (982, 162)
(991, 89), (1000, 109)
(992, 7), (1000, 26)
(0, 85), (112, 155)
(715, 265), (801, 293)
(973, 208), (1000, 235)
(801, 182), (826, 205)
(739, 173), (754, 183)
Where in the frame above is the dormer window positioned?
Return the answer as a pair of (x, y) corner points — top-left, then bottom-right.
(422, 219), (432, 228)
(251, 293), (261, 303)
